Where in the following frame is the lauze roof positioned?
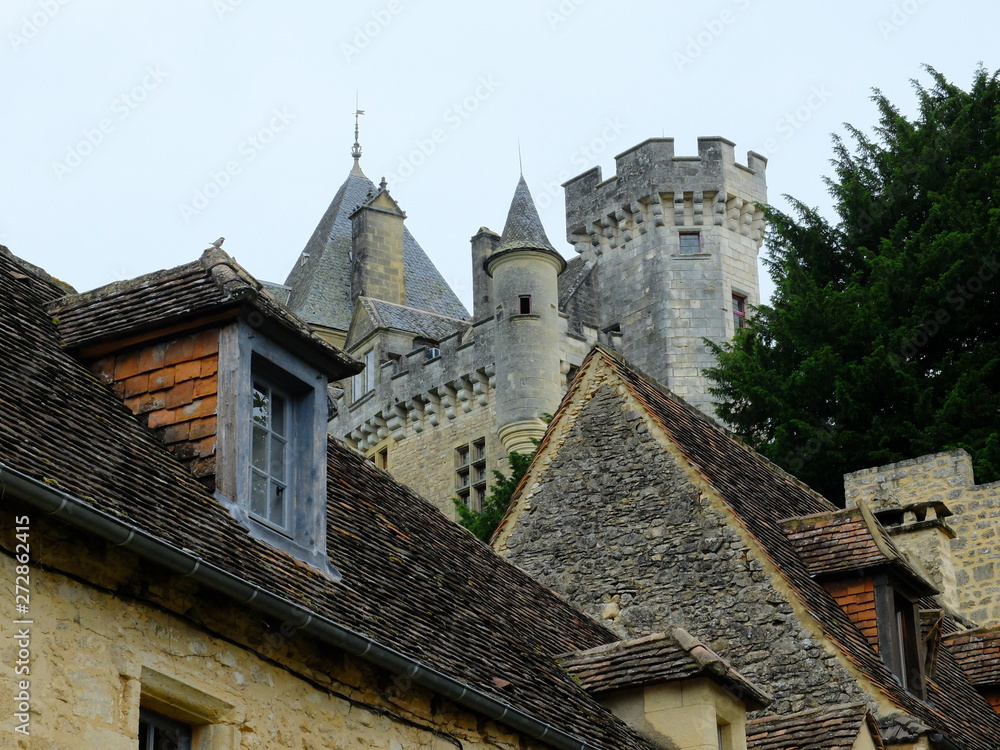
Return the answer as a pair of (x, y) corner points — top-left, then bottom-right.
(0, 246), (657, 750)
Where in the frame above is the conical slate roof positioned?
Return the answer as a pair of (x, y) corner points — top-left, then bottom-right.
(496, 175), (557, 254)
(283, 163), (469, 333)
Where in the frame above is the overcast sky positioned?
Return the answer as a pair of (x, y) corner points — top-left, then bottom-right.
(3, 1), (997, 308)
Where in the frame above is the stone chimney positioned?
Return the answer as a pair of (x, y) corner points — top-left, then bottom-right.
(845, 450), (1000, 625)
(350, 181), (407, 306)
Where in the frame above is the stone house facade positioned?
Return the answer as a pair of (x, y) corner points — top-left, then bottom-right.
(271, 136), (766, 516)
(5, 245), (761, 750)
(493, 345), (1000, 750)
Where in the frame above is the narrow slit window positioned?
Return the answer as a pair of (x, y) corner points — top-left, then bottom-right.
(732, 294), (747, 331)
(519, 295), (532, 314)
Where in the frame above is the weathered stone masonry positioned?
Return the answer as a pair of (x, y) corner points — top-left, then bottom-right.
(501, 380), (865, 715)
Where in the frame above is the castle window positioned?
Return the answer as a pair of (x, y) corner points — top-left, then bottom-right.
(519, 295), (532, 314)
(251, 378), (291, 529)
(679, 232), (701, 254)
(732, 295), (746, 330)
(456, 438), (488, 511)
(375, 446), (388, 470)
(352, 349), (376, 400)
(139, 708), (192, 750)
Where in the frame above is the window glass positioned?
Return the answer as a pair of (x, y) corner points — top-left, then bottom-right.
(732, 295), (747, 330)
(250, 378), (290, 528)
(679, 232), (701, 254)
(138, 708), (192, 750)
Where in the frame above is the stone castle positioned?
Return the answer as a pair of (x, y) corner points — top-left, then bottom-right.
(271, 134), (767, 514)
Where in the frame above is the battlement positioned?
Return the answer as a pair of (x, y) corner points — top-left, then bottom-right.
(563, 137), (767, 239)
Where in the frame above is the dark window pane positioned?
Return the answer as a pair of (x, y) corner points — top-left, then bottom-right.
(272, 393), (287, 437)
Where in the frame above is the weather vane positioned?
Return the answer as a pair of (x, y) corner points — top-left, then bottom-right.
(352, 91), (364, 162)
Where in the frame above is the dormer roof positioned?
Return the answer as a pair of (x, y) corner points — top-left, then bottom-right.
(556, 629), (771, 710)
(747, 704), (885, 750)
(48, 248), (361, 379)
(779, 503), (938, 595)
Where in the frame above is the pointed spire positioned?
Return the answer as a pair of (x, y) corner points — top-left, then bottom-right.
(350, 92), (365, 177)
(496, 176), (556, 254)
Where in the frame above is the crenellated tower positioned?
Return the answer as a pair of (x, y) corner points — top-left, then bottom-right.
(563, 137), (767, 415)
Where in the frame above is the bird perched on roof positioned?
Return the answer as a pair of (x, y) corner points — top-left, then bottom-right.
(210, 237), (225, 248)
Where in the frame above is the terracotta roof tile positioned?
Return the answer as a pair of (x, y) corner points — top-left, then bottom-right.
(557, 629), (772, 710)
(747, 704), (884, 750)
(577, 346), (1000, 750)
(944, 626), (1000, 686)
(779, 505), (937, 594)
(0, 249), (657, 750)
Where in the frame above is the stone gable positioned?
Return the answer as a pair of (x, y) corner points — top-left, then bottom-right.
(500, 379), (864, 715)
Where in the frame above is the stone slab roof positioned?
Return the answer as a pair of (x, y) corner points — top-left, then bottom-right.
(943, 626), (1000, 686)
(746, 704), (884, 750)
(0, 248), (657, 750)
(362, 297), (469, 342)
(779, 505), (937, 594)
(283, 168), (469, 333)
(557, 629), (771, 710)
(508, 345), (1000, 750)
(47, 248), (360, 378)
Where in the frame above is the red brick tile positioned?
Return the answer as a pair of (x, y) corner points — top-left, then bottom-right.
(188, 416), (217, 440)
(137, 343), (167, 374)
(148, 366), (176, 392)
(164, 336), (195, 366)
(147, 408), (175, 429)
(193, 329), (220, 358)
(193, 374), (218, 399)
(115, 351), (141, 380)
(200, 356), (218, 377)
(164, 380), (195, 409)
(122, 374), (149, 398)
(174, 360), (201, 383)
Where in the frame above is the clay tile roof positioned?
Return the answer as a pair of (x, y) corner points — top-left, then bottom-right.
(47, 248), (360, 378)
(747, 704), (884, 750)
(563, 346), (1000, 750)
(779, 504), (937, 595)
(943, 626), (1000, 686)
(0, 252), (658, 750)
(557, 628), (772, 710)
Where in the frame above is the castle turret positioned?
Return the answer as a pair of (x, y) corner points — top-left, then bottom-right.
(563, 137), (767, 416)
(487, 177), (566, 454)
(349, 180), (406, 307)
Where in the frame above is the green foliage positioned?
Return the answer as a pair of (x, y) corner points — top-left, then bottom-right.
(453, 451), (534, 542)
(707, 66), (1000, 502)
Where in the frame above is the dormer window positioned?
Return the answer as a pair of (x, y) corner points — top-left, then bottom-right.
(251, 378), (291, 530)
(215, 319), (338, 576)
(878, 580), (924, 695)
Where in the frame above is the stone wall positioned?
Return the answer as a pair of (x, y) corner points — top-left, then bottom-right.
(562, 137), (765, 416)
(89, 329), (220, 482)
(499, 380), (866, 715)
(0, 506), (556, 750)
(844, 450), (1000, 626)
